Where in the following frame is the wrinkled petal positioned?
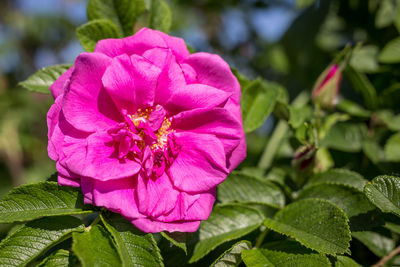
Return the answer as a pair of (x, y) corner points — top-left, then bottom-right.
(62, 52), (121, 132)
(47, 96), (63, 161)
(165, 84), (230, 115)
(184, 189), (216, 220)
(50, 67), (74, 99)
(154, 52), (186, 107)
(168, 132), (228, 193)
(58, 173), (81, 187)
(102, 54), (161, 111)
(173, 108), (243, 164)
(136, 172), (179, 218)
(95, 28), (189, 61)
(184, 52), (241, 103)
(64, 132), (141, 181)
(132, 217), (200, 233)
(81, 177), (144, 219)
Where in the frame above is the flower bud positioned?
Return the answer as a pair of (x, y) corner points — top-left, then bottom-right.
(292, 145), (316, 171)
(312, 64), (342, 109)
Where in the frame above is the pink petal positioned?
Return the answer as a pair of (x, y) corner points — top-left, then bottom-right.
(102, 54), (161, 111)
(184, 189), (216, 220)
(81, 177), (144, 219)
(136, 172), (179, 218)
(168, 132), (228, 193)
(95, 27), (189, 61)
(131, 217), (200, 233)
(154, 191), (199, 222)
(49, 67), (74, 99)
(47, 96), (63, 161)
(184, 52), (241, 103)
(58, 173), (81, 187)
(173, 107), (244, 166)
(75, 133), (141, 181)
(154, 52), (186, 107)
(165, 84), (230, 115)
(62, 52), (121, 132)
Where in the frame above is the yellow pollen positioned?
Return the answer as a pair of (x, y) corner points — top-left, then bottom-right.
(129, 108), (173, 151)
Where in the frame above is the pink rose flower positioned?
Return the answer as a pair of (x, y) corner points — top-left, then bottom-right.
(47, 28), (246, 233)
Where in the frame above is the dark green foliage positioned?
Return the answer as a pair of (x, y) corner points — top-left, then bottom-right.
(6, 0), (400, 266)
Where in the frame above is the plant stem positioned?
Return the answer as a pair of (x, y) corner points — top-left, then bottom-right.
(254, 228), (269, 248)
(258, 91), (309, 171)
(86, 214), (101, 231)
(373, 245), (400, 267)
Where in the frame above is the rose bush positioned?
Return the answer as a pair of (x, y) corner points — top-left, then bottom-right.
(47, 27), (246, 233)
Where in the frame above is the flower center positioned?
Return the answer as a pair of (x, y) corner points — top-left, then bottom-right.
(107, 105), (178, 178)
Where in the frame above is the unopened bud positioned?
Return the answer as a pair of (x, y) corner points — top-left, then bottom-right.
(312, 64), (342, 109)
(292, 145), (316, 171)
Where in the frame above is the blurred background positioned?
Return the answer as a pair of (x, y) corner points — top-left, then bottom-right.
(0, 0), (398, 196)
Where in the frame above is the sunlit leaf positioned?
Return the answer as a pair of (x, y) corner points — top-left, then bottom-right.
(263, 199), (351, 255)
(19, 64), (71, 94)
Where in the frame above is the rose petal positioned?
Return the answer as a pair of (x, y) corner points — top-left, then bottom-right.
(173, 107), (244, 164)
(95, 27), (189, 61)
(64, 132), (141, 181)
(136, 172), (179, 218)
(165, 84), (230, 115)
(50, 67), (74, 99)
(58, 173), (81, 187)
(154, 52), (186, 107)
(81, 177), (144, 219)
(62, 52), (121, 132)
(184, 52), (241, 103)
(131, 217), (200, 233)
(102, 54), (161, 111)
(168, 132), (228, 193)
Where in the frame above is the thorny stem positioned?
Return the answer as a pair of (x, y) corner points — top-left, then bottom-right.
(373, 245), (400, 267)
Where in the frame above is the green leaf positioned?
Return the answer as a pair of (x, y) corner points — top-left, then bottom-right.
(321, 122), (367, 152)
(101, 214), (163, 267)
(211, 241), (251, 267)
(0, 216), (84, 267)
(218, 172), (285, 209)
(334, 256), (362, 267)
(149, 0), (172, 32)
(19, 64), (71, 94)
(72, 224), (122, 267)
(0, 181), (93, 223)
(305, 168), (367, 192)
(38, 249), (75, 267)
(241, 79), (279, 133)
(77, 19), (120, 52)
(189, 204), (264, 263)
(384, 132), (400, 162)
(363, 139), (386, 164)
(337, 99), (371, 118)
(345, 66), (377, 110)
(87, 0), (145, 36)
(241, 249), (330, 267)
(297, 184), (379, 231)
(349, 45), (379, 73)
(375, 0), (397, 28)
(263, 199), (351, 255)
(352, 230), (394, 257)
(289, 105), (312, 129)
(161, 232), (187, 255)
(364, 175), (400, 217)
(376, 110), (400, 131)
(379, 37), (400, 63)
